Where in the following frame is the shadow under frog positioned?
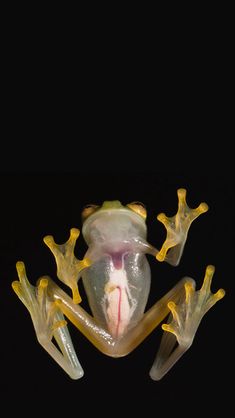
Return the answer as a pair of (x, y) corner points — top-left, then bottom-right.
(12, 189), (225, 380)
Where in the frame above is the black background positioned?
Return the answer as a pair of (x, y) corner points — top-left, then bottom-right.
(0, 2), (234, 416)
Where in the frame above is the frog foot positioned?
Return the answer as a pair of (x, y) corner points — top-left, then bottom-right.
(12, 261), (84, 379)
(149, 266), (225, 380)
(156, 188), (209, 265)
(44, 228), (91, 303)
(12, 261), (67, 339)
(162, 265), (225, 346)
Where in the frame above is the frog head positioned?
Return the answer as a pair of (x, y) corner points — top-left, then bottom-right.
(82, 200), (147, 245)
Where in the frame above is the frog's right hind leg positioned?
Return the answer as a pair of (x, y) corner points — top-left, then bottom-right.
(12, 261), (84, 380)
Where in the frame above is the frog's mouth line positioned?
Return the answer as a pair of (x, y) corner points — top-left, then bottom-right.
(82, 208), (147, 244)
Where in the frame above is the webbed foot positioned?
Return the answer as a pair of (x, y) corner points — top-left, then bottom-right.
(12, 261), (83, 379)
(162, 265), (225, 345)
(156, 188), (208, 265)
(150, 265), (225, 380)
(44, 228), (91, 303)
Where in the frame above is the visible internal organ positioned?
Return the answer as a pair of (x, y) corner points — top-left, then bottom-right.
(103, 256), (136, 338)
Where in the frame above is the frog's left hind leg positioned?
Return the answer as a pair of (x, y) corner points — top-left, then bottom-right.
(149, 265), (225, 380)
(12, 262), (84, 380)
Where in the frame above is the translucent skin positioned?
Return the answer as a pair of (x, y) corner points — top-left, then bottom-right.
(82, 229), (150, 338)
(12, 192), (225, 380)
(82, 208), (151, 338)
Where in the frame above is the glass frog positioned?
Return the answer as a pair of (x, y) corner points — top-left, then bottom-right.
(12, 189), (225, 380)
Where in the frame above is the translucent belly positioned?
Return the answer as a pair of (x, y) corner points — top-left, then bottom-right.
(82, 252), (151, 338)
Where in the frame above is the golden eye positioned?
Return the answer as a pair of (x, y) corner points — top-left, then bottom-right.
(82, 204), (99, 221)
(126, 201), (147, 220)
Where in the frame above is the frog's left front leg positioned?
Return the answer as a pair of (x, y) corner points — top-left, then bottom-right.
(156, 188), (209, 265)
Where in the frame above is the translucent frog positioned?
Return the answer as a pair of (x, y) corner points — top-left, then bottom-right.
(12, 189), (225, 380)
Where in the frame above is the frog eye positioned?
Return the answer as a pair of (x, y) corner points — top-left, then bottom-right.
(126, 201), (147, 220)
(82, 204), (99, 221)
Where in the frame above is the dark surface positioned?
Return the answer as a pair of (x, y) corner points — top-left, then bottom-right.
(1, 2), (234, 414)
(0, 172), (234, 414)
